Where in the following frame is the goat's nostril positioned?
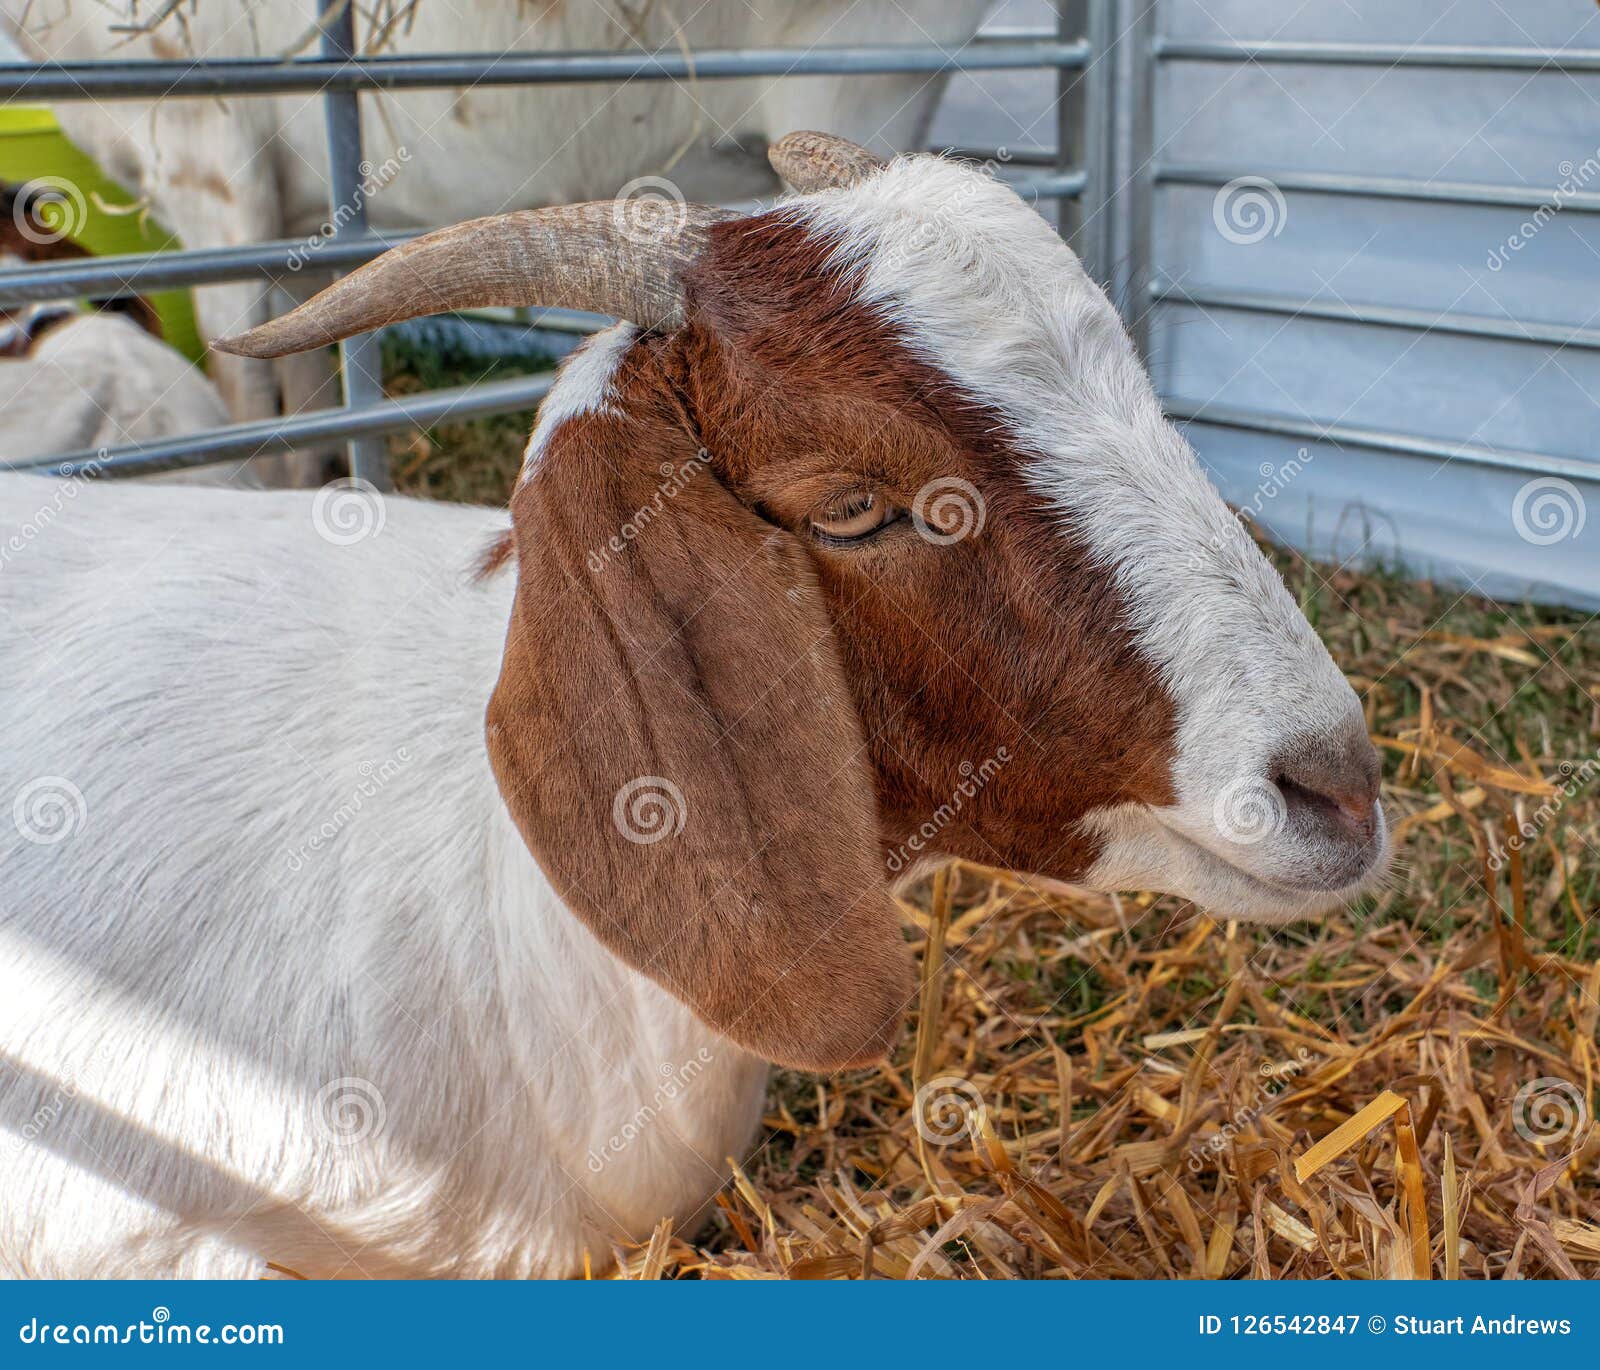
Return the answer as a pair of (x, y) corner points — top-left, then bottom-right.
(1270, 721), (1382, 838)
(1279, 773), (1375, 830)
(1334, 790), (1378, 827)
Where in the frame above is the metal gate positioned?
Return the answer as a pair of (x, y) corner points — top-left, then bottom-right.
(0, 1), (1114, 484)
(5, 0), (1594, 608)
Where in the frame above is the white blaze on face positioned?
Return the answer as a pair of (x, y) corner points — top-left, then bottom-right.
(793, 158), (1382, 921)
(519, 322), (637, 483)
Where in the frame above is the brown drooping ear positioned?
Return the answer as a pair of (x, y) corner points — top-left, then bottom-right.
(485, 347), (911, 1072)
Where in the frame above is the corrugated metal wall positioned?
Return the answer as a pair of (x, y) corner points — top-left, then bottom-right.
(1141, 0), (1599, 608)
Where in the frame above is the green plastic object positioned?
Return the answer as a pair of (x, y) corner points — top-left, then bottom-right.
(0, 104), (206, 362)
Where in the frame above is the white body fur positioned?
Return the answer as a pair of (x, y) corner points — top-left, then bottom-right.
(0, 476), (764, 1278)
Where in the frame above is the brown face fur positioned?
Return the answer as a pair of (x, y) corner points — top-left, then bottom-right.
(485, 209), (1179, 1070)
(670, 213), (1179, 877)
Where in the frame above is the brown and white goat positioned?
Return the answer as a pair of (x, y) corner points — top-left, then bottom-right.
(0, 135), (1385, 1278)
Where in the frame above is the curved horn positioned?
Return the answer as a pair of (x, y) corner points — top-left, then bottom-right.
(768, 131), (888, 194)
(216, 201), (737, 359)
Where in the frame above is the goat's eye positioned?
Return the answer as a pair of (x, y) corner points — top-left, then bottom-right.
(810, 493), (899, 545)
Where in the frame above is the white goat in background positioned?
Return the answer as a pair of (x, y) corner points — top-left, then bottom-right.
(0, 300), (228, 459)
(1, 183), (230, 472)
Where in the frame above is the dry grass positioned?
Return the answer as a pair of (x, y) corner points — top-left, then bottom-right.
(393, 357), (1599, 1280)
(385, 340), (548, 505)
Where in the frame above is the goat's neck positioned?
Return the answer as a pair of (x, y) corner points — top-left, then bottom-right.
(472, 782), (769, 1236)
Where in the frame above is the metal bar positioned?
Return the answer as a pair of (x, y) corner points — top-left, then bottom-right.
(974, 26), (1056, 43)
(0, 173), (1083, 312)
(1153, 37), (1600, 72)
(937, 144), (1055, 167)
(1157, 163), (1600, 213)
(1164, 399), (1600, 482)
(1056, 2), (1089, 255)
(5, 374), (555, 479)
(0, 37), (1092, 101)
(318, 0), (387, 487)
(1052, 1), (1123, 269)
(1110, 0), (1157, 344)
(1012, 170), (1089, 200)
(1151, 279), (1600, 351)
(1080, 0), (1116, 283)
(520, 307), (611, 335)
(0, 232), (419, 308)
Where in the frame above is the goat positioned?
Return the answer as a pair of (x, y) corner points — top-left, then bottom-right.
(0, 134), (1388, 1278)
(0, 298), (230, 466)
(2, 0), (992, 444)
(0, 184), (231, 470)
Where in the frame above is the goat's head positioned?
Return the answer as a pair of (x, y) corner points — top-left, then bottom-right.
(221, 133), (1388, 1071)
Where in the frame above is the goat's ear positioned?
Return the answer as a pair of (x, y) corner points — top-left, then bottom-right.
(485, 355), (911, 1072)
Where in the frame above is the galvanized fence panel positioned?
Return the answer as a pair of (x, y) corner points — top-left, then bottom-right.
(0, 1), (1107, 480)
(1138, 0), (1600, 609)
(10, 0), (1589, 610)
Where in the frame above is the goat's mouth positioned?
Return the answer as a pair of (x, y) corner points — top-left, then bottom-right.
(1081, 802), (1389, 924)
(1151, 810), (1388, 921)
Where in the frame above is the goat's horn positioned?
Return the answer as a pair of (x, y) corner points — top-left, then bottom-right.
(215, 201), (737, 359)
(767, 131), (888, 194)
